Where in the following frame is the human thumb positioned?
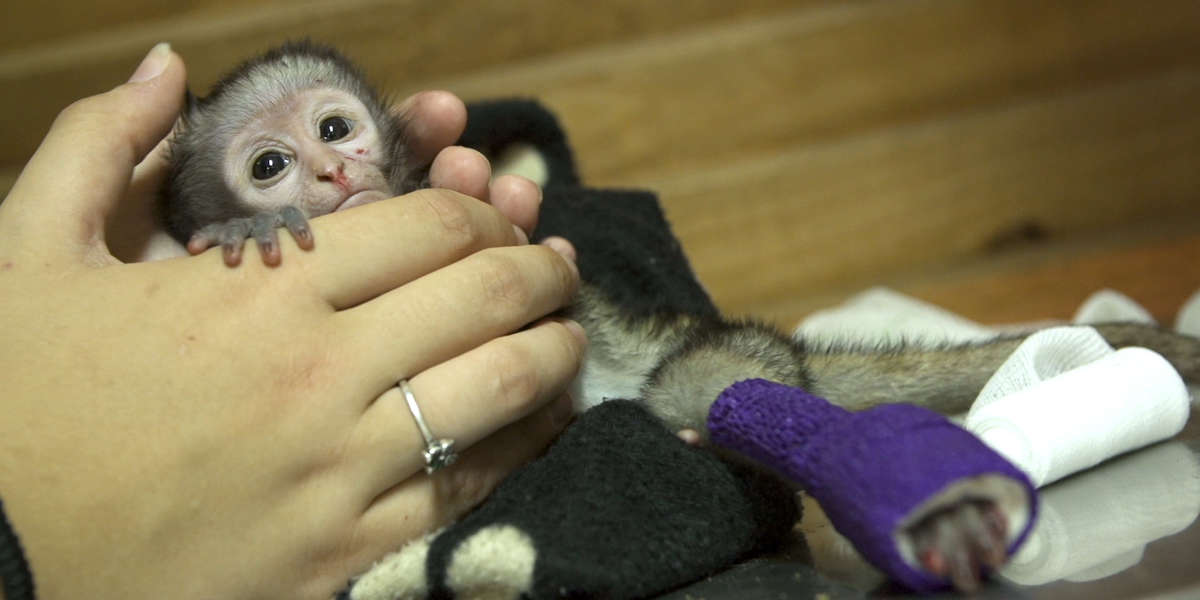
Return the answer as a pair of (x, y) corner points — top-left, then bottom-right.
(0, 43), (186, 261)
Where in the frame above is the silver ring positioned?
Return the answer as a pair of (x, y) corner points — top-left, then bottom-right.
(398, 378), (458, 474)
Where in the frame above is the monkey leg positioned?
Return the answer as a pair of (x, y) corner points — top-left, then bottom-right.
(708, 379), (1038, 594)
(186, 206), (313, 267)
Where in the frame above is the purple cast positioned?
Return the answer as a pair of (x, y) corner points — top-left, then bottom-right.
(707, 379), (1038, 592)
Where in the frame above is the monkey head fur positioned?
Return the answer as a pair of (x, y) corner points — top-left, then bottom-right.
(161, 41), (422, 244)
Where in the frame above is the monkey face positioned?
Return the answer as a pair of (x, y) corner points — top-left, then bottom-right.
(221, 87), (392, 218)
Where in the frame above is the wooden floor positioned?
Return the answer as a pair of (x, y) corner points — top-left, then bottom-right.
(3, 0), (1199, 328)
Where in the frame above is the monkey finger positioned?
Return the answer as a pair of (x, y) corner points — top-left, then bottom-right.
(344, 318), (584, 498)
(186, 221), (232, 255)
(280, 206), (315, 251)
(186, 232), (214, 255)
(250, 213), (283, 267)
(943, 505), (984, 593)
(913, 518), (949, 576)
(217, 219), (253, 267)
(964, 502), (1009, 570)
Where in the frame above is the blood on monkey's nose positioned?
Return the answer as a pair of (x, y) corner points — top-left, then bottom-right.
(317, 163), (351, 190)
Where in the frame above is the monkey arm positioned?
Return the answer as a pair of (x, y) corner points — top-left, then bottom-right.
(708, 378), (1038, 593)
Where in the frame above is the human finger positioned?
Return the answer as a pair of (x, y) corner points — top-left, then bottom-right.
(2, 44), (185, 259)
(348, 391), (575, 564)
(333, 242), (580, 392)
(428, 146), (492, 205)
(428, 147), (542, 241)
(293, 189), (523, 308)
(488, 174), (542, 236)
(346, 318), (585, 495)
(540, 236), (576, 263)
(393, 90), (467, 166)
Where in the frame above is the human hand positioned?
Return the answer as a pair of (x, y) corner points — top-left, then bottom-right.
(0, 43), (583, 600)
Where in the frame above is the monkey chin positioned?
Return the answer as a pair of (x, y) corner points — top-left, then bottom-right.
(334, 189), (390, 212)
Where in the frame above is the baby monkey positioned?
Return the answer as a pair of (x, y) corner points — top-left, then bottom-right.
(159, 42), (1200, 595)
(162, 40), (425, 266)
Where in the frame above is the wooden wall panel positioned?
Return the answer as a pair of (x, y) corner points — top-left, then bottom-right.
(649, 69), (1200, 319)
(2, 0), (1198, 327)
(429, 0), (1200, 184)
(0, 0), (803, 167)
(905, 231), (1200, 326)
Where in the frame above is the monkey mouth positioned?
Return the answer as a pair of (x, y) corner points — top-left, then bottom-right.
(335, 189), (389, 212)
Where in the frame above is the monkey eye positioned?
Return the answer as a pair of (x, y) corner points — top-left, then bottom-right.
(319, 116), (353, 142)
(251, 152), (292, 180)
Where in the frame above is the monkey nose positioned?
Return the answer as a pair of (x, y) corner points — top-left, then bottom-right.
(317, 163), (350, 188)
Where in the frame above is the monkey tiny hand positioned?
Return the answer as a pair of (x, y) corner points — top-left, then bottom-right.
(908, 499), (1009, 593)
(186, 206), (314, 267)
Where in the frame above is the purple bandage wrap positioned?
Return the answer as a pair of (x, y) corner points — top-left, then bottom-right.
(707, 379), (1038, 592)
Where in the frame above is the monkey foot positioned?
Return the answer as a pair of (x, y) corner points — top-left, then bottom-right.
(909, 499), (1008, 594)
(187, 206), (313, 267)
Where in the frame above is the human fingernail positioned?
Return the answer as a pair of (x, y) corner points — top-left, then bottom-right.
(128, 43), (171, 83)
(512, 224), (529, 245)
(561, 318), (587, 346)
(541, 236), (576, 263)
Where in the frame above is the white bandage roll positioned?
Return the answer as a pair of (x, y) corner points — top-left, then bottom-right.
(965, 346), (1190, 487)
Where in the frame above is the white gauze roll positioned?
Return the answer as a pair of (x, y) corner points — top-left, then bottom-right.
(969, 326), (1115, 412)
(966, 340), (1190, 487)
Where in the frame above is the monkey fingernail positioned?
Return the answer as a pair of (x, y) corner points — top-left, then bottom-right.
(128, 42), (171, 83)
(294, 229), (315, 250)
(222, 246), (243, 267)
(259, 244), (281, 267)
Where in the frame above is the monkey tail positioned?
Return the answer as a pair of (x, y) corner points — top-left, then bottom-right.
(801, 322), (1199, 415)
